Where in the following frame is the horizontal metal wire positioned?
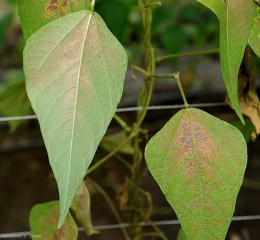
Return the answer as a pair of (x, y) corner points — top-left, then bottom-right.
(0, 102), (227, 122)
(0, 215), (259, 237)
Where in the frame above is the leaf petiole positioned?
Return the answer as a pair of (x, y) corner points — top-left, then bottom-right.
(173, 72), (189, 109)
(90, 0), (96, 12)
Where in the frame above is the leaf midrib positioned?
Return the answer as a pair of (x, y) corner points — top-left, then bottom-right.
(64, 12), (93, 215)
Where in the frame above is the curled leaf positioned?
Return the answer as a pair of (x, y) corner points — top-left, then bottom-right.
(70, 181), (97, 236)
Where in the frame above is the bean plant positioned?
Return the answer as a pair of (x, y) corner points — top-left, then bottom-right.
(11, 0), (260, 239)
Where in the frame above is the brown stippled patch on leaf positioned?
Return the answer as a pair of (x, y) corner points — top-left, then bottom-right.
(63, 0), (69, 7)
(226, 47), (260, 141)
(47, 4), (59, 11)
(45, 0), (63, 19)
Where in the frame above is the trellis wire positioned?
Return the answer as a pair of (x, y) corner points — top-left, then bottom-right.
(0, 215), (260, 237)
(0, 101), (241, 237)
(0, 102), (227, 122)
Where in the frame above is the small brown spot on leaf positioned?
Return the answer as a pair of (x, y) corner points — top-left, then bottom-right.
(50, 0), (59, 4)
(47, 4), (58, 11)
(63, 0), (69, 7)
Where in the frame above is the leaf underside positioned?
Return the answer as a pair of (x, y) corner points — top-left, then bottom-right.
(145, 108), (247, 240)
(23, 10), (127, 227)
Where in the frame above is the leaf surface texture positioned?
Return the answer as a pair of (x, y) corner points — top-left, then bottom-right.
(23, 10), (127, 226)
(145, 108), (247, 239)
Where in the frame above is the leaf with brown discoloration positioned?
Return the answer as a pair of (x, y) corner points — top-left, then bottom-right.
(23, 10), (127, 227)
(70, 181), (98, 236)
(30, 201), (78, 240)
(197, 0), (259, 123)
(226, 47), (260, 141)
(145, 108), (247, 240)
(18, 0), (91, 40)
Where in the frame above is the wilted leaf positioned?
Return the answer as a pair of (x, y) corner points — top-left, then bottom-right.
(0, 70), (32, 131)
(23, 10), (127, 227)
(145, 108), (247, 240)
(226, 47), (260, 141)
(100, 131), (133, 155)
(30, 201), (78, 240)
(70, 181), (97, 236)
(197, 0), (258, 123)
(18, 0), (91, 40)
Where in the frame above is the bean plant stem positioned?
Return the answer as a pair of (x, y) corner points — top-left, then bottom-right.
(131, 68), (189, 109)
(130, 0), (155, 238)
(173, 72), (189, 108)
(155, 48), (220, 64)
(114, 114), (131, 133)
(90, 0), (95, 12)
(86, 132), (136, 175)
(87, 178), (131, 240)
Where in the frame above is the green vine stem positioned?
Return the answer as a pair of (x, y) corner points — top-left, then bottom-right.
(90, 0), (95, 12)
(155, 48), (220, 64)
(130, 0), (156, 237)
(173, 72), (189, 109)
(131, 67), (189, 109)
(87, 178), (131, 240)
(86, 131), (136, 175)
(114, 114), (132, 133)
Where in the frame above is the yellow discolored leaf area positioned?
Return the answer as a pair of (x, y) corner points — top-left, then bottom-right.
(145, 108), (247, 240)
(226, 47), (260, 141)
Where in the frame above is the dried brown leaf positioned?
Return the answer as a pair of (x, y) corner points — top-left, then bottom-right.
(226, 47), (260, 141)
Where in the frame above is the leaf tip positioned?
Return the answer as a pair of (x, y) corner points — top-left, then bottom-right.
(236, 109), (245, 125)
(57, 218), (64, 229)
